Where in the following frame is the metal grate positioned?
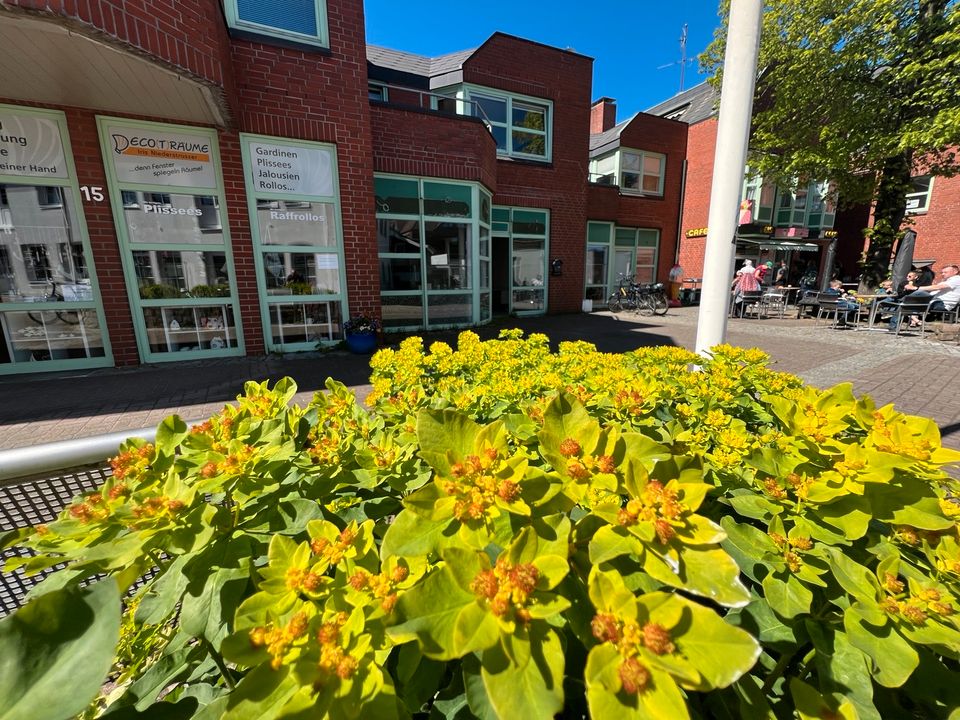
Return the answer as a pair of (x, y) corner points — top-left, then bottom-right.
(0, 465), (110, 615)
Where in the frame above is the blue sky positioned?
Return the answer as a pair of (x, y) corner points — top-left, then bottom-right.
(364, 0), (725, 121)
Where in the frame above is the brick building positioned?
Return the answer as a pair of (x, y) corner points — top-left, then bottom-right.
(648, 82), (960, 289)
(0, 0), (685, 374)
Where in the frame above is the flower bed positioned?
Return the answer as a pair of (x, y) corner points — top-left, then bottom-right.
(3, 330), (959, 719)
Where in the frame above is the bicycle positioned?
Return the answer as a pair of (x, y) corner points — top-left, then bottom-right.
(26, 280), (97, 327)
(607, 274), (638, 314)
(607, 276), (668, 316)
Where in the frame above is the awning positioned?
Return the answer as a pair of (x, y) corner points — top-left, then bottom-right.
(738, 239), (821, 253)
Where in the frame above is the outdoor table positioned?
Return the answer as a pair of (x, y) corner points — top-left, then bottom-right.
(774, 286), (801, 306)
(861, 294), (896, 331)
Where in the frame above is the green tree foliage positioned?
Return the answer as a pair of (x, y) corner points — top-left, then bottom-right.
(2, 333), (960, 719)
(702, 0), (960, 286)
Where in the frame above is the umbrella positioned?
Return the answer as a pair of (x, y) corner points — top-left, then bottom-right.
(891, 229), (917, 290)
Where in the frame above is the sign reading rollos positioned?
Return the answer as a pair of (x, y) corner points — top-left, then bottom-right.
(0, 109), (68, 178)
(247, 140), (334, 197)
(106, 122), (217, 188)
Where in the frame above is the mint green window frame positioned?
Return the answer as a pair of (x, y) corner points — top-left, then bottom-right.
(376, 174), (490, 331)
(618, 148), (666, 196)
(585, 222), (612, 304)
(461, 84), (553, 163)
(97, 117), (244, 363)
(223, 0), (329, 48)
(742, 169), (775, 224)
(240, 133), (347, 352)
(585, 223), (660, 304)
(0, 104), (113, 374)
(492, 206), (549, 316)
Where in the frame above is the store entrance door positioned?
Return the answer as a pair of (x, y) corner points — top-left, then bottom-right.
(492, 234), (510, 314)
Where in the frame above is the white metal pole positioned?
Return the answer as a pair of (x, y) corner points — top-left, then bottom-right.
(694, 0), (764, 356)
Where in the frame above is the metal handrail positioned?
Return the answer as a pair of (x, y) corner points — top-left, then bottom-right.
(371, 81), (493, 126)
(0, 422), (200, 487)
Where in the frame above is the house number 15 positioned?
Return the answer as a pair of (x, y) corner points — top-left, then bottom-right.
(79, 186), (105, 202)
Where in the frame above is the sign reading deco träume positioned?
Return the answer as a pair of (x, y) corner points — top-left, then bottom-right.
(106, 122), (217, 189)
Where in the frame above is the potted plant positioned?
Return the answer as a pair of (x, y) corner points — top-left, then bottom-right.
(343, 313), (380, 353)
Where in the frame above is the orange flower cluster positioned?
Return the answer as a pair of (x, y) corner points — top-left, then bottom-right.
(249, 611), (310, 670)
(441, 448), (520, 522)
(591, 612), (676, 694)
(110, 444), (154, 482)
(311, 526), (358, 566)
(316, 612), (358, 681)
(470, 556), (540, 622)
(558, 436), (615, 481)
(348, 565), (409, 613)
(617, 480), (684, 544)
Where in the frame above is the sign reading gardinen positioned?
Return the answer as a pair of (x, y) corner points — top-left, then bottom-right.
(0, 109), (68, 178)
(247, 140), (334, 197)
(106, 123), (217, 188)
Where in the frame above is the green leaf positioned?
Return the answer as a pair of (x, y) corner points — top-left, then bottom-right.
(417, 410), (491, 475)
(0, 579), (121, 720)
(844, 607), (918, 688)
(585, 643), (689, 720)
(155, 415), (189, 454)
(480, 628), (565, 720)
(380, 508), (455, 558)
(221, 663), (299, 720)
(825, 548), (880, 605)
(762, 571), (812, 619)
(589, 525), (643, 565)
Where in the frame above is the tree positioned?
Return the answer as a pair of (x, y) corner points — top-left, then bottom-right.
(702, 0), (960, 287)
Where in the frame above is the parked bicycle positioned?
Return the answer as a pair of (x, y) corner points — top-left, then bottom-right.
(26, 280), (97, 327)
(607, 275), (668, 316)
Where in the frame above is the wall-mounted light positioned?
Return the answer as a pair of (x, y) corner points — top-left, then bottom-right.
(551, 258), (563, 276)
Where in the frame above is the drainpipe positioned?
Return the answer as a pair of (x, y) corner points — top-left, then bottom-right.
(675, 158), (688, 265)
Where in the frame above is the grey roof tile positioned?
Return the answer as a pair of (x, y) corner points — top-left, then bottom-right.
(366, 44), (475, 78)
(645, 82), (717, 124)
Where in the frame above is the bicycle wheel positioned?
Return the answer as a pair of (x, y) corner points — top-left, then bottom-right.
(27, 309), (59, 325)
(607, 293), (623, 314)
(636, 295), (655, 316)
(652, 292), (669, 316)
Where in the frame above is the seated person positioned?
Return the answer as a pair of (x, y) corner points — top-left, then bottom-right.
(888, 264), (960, 331)
(822, 279), (860, 326)
(877, 271), (920, 328)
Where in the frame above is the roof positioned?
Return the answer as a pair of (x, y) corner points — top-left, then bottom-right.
(588, 116), (633, 156)
(645, 82), (717, 125)
(366, 44), (476, 80)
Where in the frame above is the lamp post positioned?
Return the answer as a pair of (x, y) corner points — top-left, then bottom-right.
(694, 0), (764, 356)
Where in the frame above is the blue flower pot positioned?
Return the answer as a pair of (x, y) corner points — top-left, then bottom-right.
(345, 331), (378, 354)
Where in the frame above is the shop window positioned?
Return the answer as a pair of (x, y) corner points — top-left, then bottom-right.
(226, 0), (328, 48)
(468, 88), (551, 161)
(906, 175), (933, 213)
(620, 150), (665, 196)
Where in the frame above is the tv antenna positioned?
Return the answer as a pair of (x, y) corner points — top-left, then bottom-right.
(656, 24), (694, 92)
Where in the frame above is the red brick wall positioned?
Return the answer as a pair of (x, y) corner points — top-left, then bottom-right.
(229, 0), (378, 320)
(677, 119), (718, 279)
(586, 113), (687, 282)
(464, 34), (594, 313)
(7, 0), (236, 99)
(370, 105), (498, 191)
(908, 174), (960, 268)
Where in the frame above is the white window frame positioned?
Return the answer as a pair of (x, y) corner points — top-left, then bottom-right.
(463, 85), (553, 163)
(223, 0), (329, 49)
(617, 148), (666, 197)
(905, 175), (934, 214)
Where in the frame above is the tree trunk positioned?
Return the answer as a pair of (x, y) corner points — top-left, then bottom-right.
(860, 151), (911, 290)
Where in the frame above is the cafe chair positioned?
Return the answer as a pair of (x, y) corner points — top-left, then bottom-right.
(814, 294), (842, 327)
(760, 290), (787, 319)
(888, 296), (935, 336)
(731, 290), (763, 318)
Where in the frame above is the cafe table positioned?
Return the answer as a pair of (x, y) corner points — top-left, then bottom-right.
(858, 294), (895, 331)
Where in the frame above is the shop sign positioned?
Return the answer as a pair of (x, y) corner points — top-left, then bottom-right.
(685, 227), (708, 238)
(0, 110), (68, 178)
(247, 141), (333, 197)
(107, 123), (217, 189)
(774, 227), (809, 239)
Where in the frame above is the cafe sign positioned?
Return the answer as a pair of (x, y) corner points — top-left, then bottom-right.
(0, 108), (68, 179)
(106, 122), (217, 189)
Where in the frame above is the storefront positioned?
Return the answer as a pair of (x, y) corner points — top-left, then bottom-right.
(491, 207), (549, 316)
(375, 175), (495, 329)
(0, 105), (112, 374)
(240, 134), (348, 351)
(97, 117), (244, 362)
(584, 221), (660, 304)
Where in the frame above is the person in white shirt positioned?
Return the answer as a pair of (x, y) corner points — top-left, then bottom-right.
(916, 264), (960, 311)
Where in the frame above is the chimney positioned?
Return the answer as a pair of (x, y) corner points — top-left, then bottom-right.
(591, 97), (617, 134)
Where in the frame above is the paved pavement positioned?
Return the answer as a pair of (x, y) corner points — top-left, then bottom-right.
(2, 306), (959, 453)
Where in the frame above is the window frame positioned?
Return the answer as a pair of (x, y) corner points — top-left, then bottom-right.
(905, 175), (934, 214)
(462, 84), (553, 163)
(617, 148), (666, 197)
(223, 0), (329, 49)
(368, 83), (388, 102)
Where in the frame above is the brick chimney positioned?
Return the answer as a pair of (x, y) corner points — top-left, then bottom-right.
(590, 97), (617, 134)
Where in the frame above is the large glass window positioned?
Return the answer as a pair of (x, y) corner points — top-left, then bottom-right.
(377, 176), (489, 329)
(584, 223), (660, 304)
(467, 87), (551, 161)
(241, 135), (345, 351)
(98, 117), (242, 361)
(906, 175), (933, 214)
(225, 0), (328, 48)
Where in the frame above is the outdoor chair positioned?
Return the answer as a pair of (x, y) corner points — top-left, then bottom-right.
(795, 290), (819, 319)
(924, 303), (960, 341)
(731, 290), (763, 318)
(814, 294), (842, 327)
(760, 290), (787, 319)
(888, 296), (935, 336)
